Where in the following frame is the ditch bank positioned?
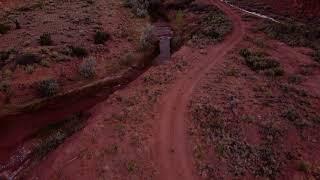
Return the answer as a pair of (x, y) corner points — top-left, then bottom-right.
(0, 42), (161, 177)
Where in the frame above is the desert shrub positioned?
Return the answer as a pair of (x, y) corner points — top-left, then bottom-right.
(70, 46), (88, 58)
(94, 31), (110, 44)
(283, 108), (299, 122)
(123, 0), (149, 17)
(239, 48), (283, 76)
(127, 160), (138, 172)
(15, 53), (41, 65)
(139, 24), (156, 50)
(194, 9), (232, 43)
(25, 65), (35, 74)
(239, 48), (251, 58)
(40, 59), (50, 67)
(123, 0), (160, 17)
(2, 69), (12, 79)
(15, 20), (21, 29)
(79, 57), (96, 79)
(0, 24), (10, 34)
(260, 21), (320, 48)
(37, 79), (59, 97)
(39, 33), (53, 46)
(0, 82), (10, 93)
(0, 51), (10, 61)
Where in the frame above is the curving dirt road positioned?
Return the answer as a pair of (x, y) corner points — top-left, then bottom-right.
(154, 0), (245, 179)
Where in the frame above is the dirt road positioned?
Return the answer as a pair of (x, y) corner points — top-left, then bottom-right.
(154, 0), (245, 179)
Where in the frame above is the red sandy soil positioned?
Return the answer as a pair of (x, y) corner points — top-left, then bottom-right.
(0, 0), (145, 107)
(1, 0), (320, 179)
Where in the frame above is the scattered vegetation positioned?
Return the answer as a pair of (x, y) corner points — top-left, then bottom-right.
(70, 46), (88, 58)
(39, 33), (53, 46)
(190, 101), (224, 135)
(123, 0), (160, 17)
(94, 31), (110, 44)
(193, 8), (232, 43)
(79, 57), (96, 79)
(0, 24), (10, 34)
(260, 21), (320, 49)
(37, 79), (59, 97)
(239, 48), (283, 76)
(33, 113), (86, 158)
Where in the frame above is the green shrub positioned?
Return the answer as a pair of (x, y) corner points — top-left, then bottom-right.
(94, 31), (110, 44)
(70, 46), (88, 58)
(195, 9), (232, 42)
(79, 57), (96, 79)
(0, 24), (10, 34)
(39, 33), (53, 46)
(37, 79), (59, 97)
(239, 48), (283, 76)
(260, 21), (320, 48)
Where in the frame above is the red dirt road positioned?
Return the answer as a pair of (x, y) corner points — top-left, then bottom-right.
(154, 0), (245, 179)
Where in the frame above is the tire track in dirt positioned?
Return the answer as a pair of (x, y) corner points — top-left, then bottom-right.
(154, 0), (245, 179)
